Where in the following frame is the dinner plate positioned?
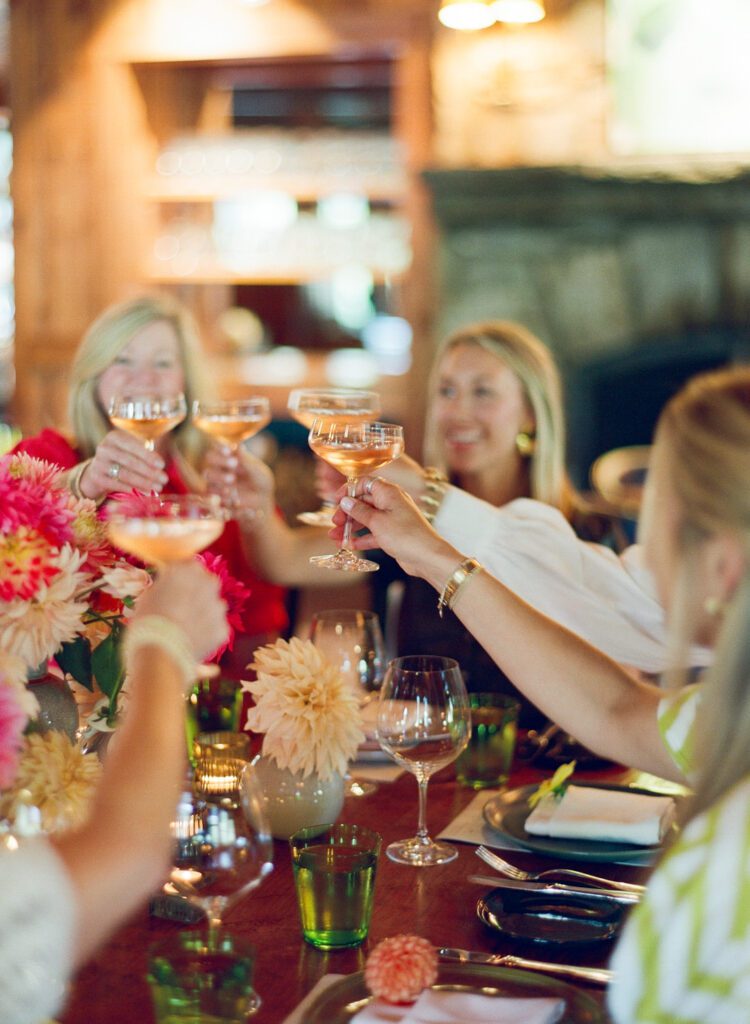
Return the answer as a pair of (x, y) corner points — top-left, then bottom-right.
(477, 887), (625, 949)
(482, 783), (672, 864)
(304, 962), (608, 1023)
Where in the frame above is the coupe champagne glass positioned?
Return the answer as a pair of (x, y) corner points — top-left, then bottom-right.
(168, 760), (274, 1014)
(106, 493), (226, 694)
(308, 418), (404, 572)
(192, 397), (271, 515)
(377, 655), (470, 866)
(105, 492), (225, 569)
(287, 387), (380, 526)
(309, 608), (386, 797)
(108, 392), (187, 452)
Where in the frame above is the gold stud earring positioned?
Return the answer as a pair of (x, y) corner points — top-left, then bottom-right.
(704, 595), (725, 617)
(515, 431), (536, 457)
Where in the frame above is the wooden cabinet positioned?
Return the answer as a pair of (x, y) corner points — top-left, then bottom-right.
(10, 1), (436, 450)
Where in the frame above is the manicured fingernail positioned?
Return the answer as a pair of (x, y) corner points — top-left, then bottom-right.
(340, 496), (354, 512)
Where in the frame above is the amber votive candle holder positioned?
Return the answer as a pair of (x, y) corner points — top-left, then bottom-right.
(193, 731), (251, 763)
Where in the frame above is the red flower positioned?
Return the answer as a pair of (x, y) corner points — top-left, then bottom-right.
(197, 552), (250, 661)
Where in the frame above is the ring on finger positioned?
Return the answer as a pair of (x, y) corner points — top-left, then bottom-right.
(363, 477), (376, 495)
(107, 461), (121, 480)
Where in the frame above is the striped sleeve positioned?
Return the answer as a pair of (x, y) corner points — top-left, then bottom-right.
(657, 683), (702, 779)
(608, 776), (750, 1023)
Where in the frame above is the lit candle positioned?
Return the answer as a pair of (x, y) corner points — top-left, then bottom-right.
(171, 868), (203, 886)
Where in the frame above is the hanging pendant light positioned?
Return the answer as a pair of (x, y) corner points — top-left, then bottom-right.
(438, 0), (496, 31)
(490, 0), (546, 24)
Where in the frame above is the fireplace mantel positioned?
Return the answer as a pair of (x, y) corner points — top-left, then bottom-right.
(421, 161), (750, 484)
(422, 164), (750, 227)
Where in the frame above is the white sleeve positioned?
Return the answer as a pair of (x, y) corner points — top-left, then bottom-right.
(0, 838), (77, 1024)
(433, 491), (710, 674)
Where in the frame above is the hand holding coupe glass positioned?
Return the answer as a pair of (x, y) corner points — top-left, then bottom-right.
(308, 417), (404, 572)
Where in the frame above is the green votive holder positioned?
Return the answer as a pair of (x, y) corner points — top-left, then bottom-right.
(456, 693), (521, 790)
(289, 822), (381, 950)
(147, 930), (256, 1023)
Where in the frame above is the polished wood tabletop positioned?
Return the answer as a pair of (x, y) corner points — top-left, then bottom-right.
(59, 761), (645, 1023)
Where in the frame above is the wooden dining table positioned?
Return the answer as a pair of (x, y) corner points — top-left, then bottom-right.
(59, 759), (647, 1023)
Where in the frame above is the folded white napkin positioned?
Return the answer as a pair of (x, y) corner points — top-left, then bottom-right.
(525, 784), (676, 845)
(352, 990), (565, 1024)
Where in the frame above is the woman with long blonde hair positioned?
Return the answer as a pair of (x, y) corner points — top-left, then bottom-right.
(14, 293), (289, 659)
(335, 366), (750, 1021)
(373, 320), (616, 726)
(422, 320), (571, 512)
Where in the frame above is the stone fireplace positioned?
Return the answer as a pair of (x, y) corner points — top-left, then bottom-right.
(423, 162), (750, 484)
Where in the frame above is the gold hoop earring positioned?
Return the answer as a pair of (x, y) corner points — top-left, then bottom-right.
(704, 595), (725, 617)
(515, 431), (536, 457)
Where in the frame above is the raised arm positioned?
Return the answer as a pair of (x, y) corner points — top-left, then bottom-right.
(51, 560), (229, 966)
(334, 478), (681, 782)
(203, 443), (360, 587)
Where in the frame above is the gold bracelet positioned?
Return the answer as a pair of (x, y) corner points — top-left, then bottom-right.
(418, 466), (449, 523)
(65, 459), (93, 501)
(121, 614), (197, 692)
(437, 556), (483, 618)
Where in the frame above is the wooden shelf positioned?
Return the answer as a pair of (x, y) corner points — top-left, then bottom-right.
(144, 264), (407, 285)
(144, 174), (407, 204)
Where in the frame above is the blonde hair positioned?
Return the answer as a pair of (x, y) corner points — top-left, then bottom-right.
(658, 368), (750, 819)
(68, 294), (216, 464)
(423, 321), (573, 513)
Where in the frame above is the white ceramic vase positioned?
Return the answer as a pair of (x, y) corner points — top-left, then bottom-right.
(249, 754), (345, 840)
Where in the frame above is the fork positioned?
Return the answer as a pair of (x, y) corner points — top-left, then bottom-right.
(476, 845), (646, 894)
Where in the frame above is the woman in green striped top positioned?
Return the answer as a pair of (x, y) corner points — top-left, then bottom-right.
(606, 370), (750, 1022)
(337, 366), (750, 1022)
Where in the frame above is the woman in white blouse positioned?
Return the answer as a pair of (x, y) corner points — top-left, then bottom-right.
(0, 562), (228, 1024)
(335, 367), (750, 1022)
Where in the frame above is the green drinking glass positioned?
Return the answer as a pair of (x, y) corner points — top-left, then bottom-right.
(290, 823), (381, 949)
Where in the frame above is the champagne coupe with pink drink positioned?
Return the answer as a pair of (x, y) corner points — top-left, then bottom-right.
(287, 388), (380, 526)
(307, 418), (404, 573)
(108, 392), (187, 452)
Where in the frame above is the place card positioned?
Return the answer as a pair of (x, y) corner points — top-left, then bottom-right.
(437, 790), (526, 852)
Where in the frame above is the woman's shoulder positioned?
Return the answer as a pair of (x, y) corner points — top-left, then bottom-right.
(11, 428), (80, 469)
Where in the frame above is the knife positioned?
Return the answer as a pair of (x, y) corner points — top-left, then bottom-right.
(468, 873), (640, 905)
(439, 947), (614, 986)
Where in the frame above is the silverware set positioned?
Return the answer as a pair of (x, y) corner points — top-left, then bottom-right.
(475, 845), (646, 896)
(452, 843), (647, 988)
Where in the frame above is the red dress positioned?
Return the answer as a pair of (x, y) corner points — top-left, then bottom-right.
(13, 429), (289, 675)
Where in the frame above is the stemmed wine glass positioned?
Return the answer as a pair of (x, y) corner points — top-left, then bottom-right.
(167, 760), (274, 1014)
(376, 656), (471, 866)
(287, 387), (380, 526)
(192, 397), (271, 516)
(308, 418), (404, 572)
(309, 609), (386, 797)
(108, 392), (187, 452)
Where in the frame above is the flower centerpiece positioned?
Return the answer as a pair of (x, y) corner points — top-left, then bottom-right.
(0, 452), (249, 830)
(242, 637), (365, 837)
(0, 649), (103, 832)
(0, 452), (151, 730)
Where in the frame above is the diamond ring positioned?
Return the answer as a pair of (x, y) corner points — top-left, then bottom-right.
(107, 461), (121, 480)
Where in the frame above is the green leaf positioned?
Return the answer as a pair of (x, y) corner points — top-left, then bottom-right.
(55, 636), (93, 690)
(528, 760), (577, 809)
(92, 629), (125, 700)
